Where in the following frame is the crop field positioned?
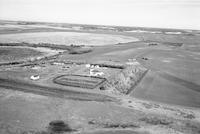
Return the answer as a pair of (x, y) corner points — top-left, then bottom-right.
(0, 46), (43, 63)
(131, 48), (200, 107)
(0, 32), (139, 46)
(0, 46), (61, 64)
(53, 74), (106, 89)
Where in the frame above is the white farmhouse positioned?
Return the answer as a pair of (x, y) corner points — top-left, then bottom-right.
(89, 69), (104, 76)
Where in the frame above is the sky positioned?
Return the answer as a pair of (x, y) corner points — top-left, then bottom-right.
(0, 0), (200, 30)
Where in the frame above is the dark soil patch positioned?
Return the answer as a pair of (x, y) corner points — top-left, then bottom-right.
(88, 120), (140, 129)
(68, 47), (93, 54)
(48, 120), (75, 133)
(81, 129), (149, 134)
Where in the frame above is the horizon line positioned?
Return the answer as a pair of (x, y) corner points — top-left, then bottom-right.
(0, 19), (199, 31)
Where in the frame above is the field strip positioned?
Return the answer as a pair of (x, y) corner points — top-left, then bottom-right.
(0, 77), (116, 102)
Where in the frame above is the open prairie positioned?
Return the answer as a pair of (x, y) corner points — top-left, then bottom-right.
(0, 21), (200, 134)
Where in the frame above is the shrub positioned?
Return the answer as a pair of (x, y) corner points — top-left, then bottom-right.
(68, 48), (92, 54)
(106, 65), (147, 94)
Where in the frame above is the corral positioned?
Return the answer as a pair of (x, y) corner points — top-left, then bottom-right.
(53, 74), (106, 89)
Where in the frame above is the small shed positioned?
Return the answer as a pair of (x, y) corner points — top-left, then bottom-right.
(30, 75), (40, 80)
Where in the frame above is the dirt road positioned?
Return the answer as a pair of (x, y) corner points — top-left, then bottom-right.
(0, 77), (116, 102)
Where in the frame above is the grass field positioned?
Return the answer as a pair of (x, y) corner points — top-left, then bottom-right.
(131, 49), (200, 107)
(0, 20), (200, 134)
(0, 32), (139, 46)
